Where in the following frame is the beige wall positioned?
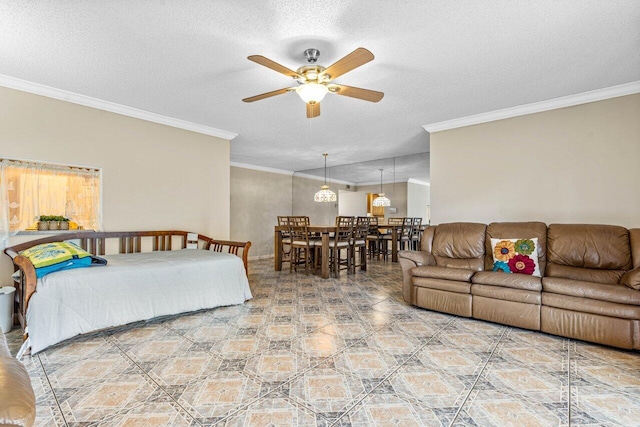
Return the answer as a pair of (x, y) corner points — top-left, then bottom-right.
(292, 174), (351, 225)
(430, 94), (640, 228)
(0, 86), (231, 280)
(230, 167), (292, 258)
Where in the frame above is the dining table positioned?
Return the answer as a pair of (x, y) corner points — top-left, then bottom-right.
(274, 223), (405, 279)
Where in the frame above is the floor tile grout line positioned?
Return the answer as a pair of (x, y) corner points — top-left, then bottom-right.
(448, 325), (508, 427)
(328, 316), (459, 427)
(36, 353), (69, 427)
(212, 316), (404, 425)
(105, 335), (204, 427)
(568, 339), (572, 426)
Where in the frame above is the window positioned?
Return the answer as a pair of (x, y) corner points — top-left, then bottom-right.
(0, 159), (101, 243)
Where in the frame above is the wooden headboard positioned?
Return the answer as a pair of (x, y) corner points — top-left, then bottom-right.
(4, 230), (251, 332)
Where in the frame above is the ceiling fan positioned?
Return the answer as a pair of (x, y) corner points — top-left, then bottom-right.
(242, 47), (384, 118)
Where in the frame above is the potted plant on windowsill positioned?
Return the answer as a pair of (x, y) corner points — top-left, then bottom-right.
(38, 215), (70, 231)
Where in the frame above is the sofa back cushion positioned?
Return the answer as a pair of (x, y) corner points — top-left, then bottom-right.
(630, 228), (640, 269)
(432, 223), (486, 271)
(484, 222), (548, 274)
(546, 224), (632, 284)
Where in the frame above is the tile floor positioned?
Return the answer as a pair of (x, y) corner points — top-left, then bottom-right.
(6, 258), (640, 426)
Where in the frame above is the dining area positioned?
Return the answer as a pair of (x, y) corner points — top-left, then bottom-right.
(274, 215), (424, 279)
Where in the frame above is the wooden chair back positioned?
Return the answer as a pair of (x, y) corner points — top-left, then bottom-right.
(334, 216), (354, 243)
(388, 217), (404, 226)
(355, 217), (371, 241)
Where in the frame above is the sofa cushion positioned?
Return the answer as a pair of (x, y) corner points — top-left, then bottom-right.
(490, 238), (541, 277)
(471, 271), (542, 291)
(412, 277), (472, 294)
(432, 222), (486, 260)
(542, 277), (640, 306)
(485, 222), (547, 273)
(471, 284), (541, 304)
(411, 265), (475, 282)
(545, 264), (626, 285)
(547, 224), (632, 271)
(542, 293), (640, 320)
(621, 268), (640, 291)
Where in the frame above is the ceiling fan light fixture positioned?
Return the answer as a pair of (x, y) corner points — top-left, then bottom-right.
(297, 82), (328, 104)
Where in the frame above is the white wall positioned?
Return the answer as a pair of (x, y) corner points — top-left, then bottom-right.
(338, 190), (368, 217)
(0, 86), (231, 281)
(429, 94), (640, 228)
(407, 180), (430, 223)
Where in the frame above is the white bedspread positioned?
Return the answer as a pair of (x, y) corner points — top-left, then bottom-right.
(27, 249), (252, 353)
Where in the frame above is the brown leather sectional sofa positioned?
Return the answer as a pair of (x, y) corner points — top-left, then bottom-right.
(398, 222), (640, 350)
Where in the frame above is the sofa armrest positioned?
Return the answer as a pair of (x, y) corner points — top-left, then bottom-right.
(0, 356), (36, 427)
(398, 251), (435, 304)
(398, 250), (435, 268)
(621, 268), (640, 290)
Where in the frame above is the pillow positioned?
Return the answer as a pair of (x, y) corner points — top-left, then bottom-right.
(490, 238), (541, 277)
(20, 241), (93, 278)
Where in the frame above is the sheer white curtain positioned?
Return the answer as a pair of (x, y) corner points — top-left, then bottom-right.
(0, 159), (101, 249)
(0, 163), (9, 250)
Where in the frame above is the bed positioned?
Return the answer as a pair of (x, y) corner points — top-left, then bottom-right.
(4, 231), (251, 354)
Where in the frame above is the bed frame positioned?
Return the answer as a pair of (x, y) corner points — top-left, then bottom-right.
(4, 230), (251, 334)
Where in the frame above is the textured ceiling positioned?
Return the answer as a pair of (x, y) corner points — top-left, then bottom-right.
(1, 1), (639, 177)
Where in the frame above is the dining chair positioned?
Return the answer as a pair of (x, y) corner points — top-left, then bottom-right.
(367, 216), (382, 259)
(289, 222), (313, 274)
(387, 217), (404, 226)
(381, 217), (411, 260)
(354, 217), (370, 271)
(277, 216), (292, 268)
(411, 217), (422, 250)
(401, 217), (413, 250)
(328, 216), (354, 277)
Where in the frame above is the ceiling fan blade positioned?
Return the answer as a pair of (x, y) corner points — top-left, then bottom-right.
(306, 102), (320, 118)
(329, 84), (384, 102)
(248, 55), (302, 79)
(320, 48), (374, 81)
(242, 88), (292, 103)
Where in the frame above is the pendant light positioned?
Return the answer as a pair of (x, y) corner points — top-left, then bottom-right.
(314, 153), (337, 202)
(372, 168), (391, 207)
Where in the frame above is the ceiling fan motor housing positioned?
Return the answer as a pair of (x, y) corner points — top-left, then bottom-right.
(304, 48), (320, 63)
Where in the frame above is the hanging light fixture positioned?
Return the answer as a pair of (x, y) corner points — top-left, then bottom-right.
(314, 153), (337, 203)
(372, 168), (391, 207)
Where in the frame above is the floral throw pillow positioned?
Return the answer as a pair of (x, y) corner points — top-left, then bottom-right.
(490, 238), (541, 277)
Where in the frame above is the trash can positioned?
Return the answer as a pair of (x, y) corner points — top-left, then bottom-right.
(0, 286), (15, 333)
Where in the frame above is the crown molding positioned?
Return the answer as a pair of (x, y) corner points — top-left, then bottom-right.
(0, 74), (238, 140)
(422, 81), (640, 133)
(293, 172), (356, 187)
(230, 162), (356, 186)
(356, 179), (408, 187)
(230, 162), (294, 176)
(408, 178), (430, 186)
